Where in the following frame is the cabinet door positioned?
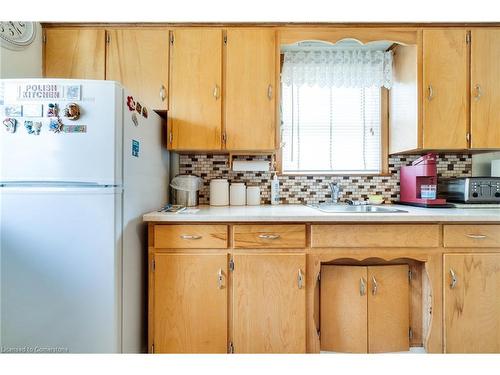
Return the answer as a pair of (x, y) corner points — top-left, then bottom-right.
(232, 253), (306, 353)
(44, 28), (105, 79)
(422, 29), (468, 149)
(153, 253), (228, 353)
(225, 29), (276, 151)
(320, 266), (368, 353)
(444, 253), (500, 353)
(106, 29), (170, 110)
(169, 29), (222, 150)
(367, 265), (409, 353)
(470, 29), (500, 149)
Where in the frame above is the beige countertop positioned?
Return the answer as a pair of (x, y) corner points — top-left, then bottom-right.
(143, 204), (500, 223)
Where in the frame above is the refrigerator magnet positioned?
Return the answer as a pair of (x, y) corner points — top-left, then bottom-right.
(142, 107), (148, 119)
(126, 96), (135, 111)
(3, 118), (18, 133)
(23, 104), (43, 117)
(33, 121), (42, 135)
(132, 140), (140, 157)
(63, 103), (81, 120)
(24, 120), (34, 134)
(65, 85), (81, 101)
(135, 102), (142, 114)
(46, 103), (58, 117)
(131, 112), (139, 127)
(4, 105), (22, 117)
(49, 118), (63, 133)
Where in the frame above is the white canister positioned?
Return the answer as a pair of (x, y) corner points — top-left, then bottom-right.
(492, 160), (500, 177)
(210, 179), (229, 206)
(246, 186), (261, 206)
(230, 182), (246, 206)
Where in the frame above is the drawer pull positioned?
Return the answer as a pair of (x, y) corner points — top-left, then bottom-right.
(258, 234), (281, 240)
(465, 234), (487, 239)
(449, 268), (457, 289)
(217, 268), (224, 289)
(180, 234), (202, 240)
(359, 277), (366, 296)
(371, 276), (378, 296)
(297, 269), (304, 289)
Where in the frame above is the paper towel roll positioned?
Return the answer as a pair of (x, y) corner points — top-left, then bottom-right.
(492, 160), (500, 177)
(232, 160), (270, 172)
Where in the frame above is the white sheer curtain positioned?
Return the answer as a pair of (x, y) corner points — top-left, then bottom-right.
(281, 49), (393, 89)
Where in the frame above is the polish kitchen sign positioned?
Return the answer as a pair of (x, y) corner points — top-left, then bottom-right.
(16, 83), (81, 101)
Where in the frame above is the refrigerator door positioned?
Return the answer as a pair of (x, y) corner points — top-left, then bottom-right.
(0, 186), (122, 353)
(0, 79), (123, 185)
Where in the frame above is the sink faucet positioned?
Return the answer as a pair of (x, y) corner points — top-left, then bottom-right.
(329, 182), (341, 204)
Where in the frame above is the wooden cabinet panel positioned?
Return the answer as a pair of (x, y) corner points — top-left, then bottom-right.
(443, 225), (500, 248)
(470, 28), (500, 149)
(233, 224), (306, 249)
(153, 253), (228, 353)
(320, 266), (368, 353)
(154, 225), (228, 249)
(444, 254), (500, 353)
(422, 29), (468, 149)
(106, 29), (170, 110)
(232, 253), (306, 353)
(44, 28), (105, 79)
(367, 265), (410, 353)
(224, 29), (276, 151)
(168, 29), (222, 150)
(311, 224), (440, 248)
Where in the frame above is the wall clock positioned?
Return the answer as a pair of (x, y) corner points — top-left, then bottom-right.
(0, 21), (37, 50)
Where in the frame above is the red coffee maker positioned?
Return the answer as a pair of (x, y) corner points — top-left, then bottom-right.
(399, 153), (448, 207)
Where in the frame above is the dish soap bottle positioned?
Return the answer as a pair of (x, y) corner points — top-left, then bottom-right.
(271, 172), (280, 205)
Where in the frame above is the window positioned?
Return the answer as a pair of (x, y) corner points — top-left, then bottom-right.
(280, 43), (393, 174)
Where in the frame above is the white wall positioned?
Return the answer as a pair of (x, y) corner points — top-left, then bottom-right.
(0, 22), (43, 78)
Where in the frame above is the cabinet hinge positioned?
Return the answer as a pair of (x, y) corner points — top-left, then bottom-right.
(169, 131), (173, 144)
(223, 35), (227, 45)
(228, 341), (234, 354)
(222, 132), (227, 144)
(42, 34), (46, 43)
(466, 132), (471, 143)
(408, 269), (412, 282)
(152, 259), (155, 272)
(170, 32), (174, 45)
(317, 272), (321, 282)
(229, 258), (234, 272)
(409, 327), (413, 340)
(317, 329), (321, 338)
(106, 33), (111, 44)
(466, 32), (471, 44)
(151, 343), (154, 353)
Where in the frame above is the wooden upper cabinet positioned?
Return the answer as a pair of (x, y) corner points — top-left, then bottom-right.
(168, 29), (222, 150)
(232, 253), (306, 353)
(153, 253), (228, 353)
(106, 29), (170, 110)
(444, 253), (500, 353)
(44, 28), (105, 79)
(224, 29), (276, 151)
(470, 29), (500, 149)
(422, 29), (468, 149)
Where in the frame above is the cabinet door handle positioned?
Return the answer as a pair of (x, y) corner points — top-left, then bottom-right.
(465, 234), (487, 239)
(449, 268), (457, 289)
(267, 84), (273, 100)
(217, 268), (224, 289)
(159, 85), (167, 102)
(371, 276), (378, 295)
(258, 234), (281, 240)
(474, 84), (482, 101)
(180, 234), (202, 240)
(427, 84), (434, 101)
(297, 269), (304, 289)
(213, 85), (220, 99)
(359, 277), (366, 296)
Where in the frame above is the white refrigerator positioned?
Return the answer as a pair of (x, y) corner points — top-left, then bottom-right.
(0, 79), (169, 353)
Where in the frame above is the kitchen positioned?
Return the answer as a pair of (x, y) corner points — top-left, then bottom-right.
(1, 1), (500, 372)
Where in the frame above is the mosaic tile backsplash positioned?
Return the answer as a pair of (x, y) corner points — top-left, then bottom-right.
(178, 153), (472, 205)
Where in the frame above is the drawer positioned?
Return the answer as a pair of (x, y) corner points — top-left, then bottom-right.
(233, 225), (306, 249)
(443, 225), (500, 248)
(311, 224), (440, 248)
(154, 225), (228, 249)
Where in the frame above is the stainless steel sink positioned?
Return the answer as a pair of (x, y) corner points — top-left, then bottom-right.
(308, 204), (407, 213)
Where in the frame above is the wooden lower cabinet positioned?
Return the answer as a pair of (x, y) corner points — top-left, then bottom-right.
(444, 253), (500, 353)
(321, 265), (409, 353)
(232, 253), (306, 353)
(152, 253), (228, 353)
